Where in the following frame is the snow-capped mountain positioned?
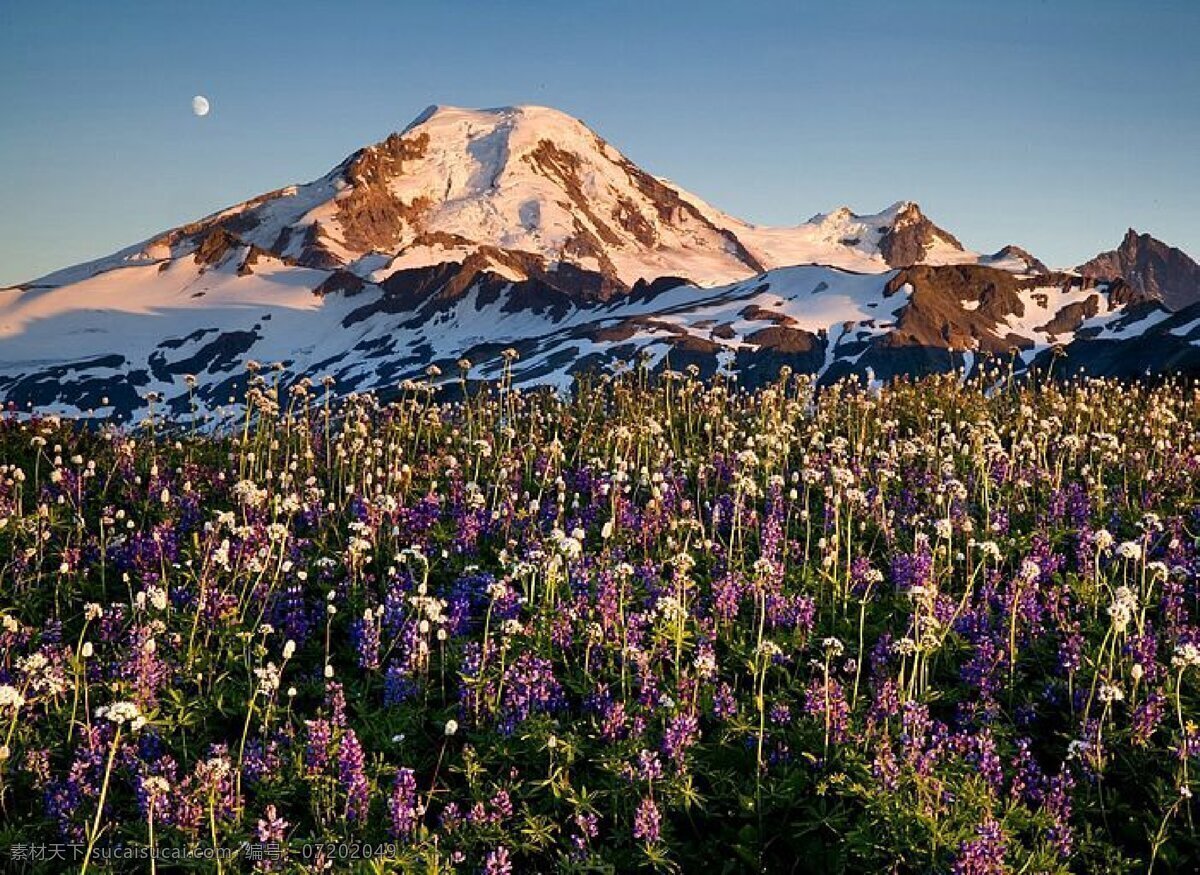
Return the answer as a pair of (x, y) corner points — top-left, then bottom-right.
(2, 104), (1198, 420)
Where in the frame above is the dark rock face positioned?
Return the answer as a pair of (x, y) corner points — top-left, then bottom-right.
(1035, 296), (1101, 337)
(315, 270), (366, 297)
(1078, 229), (1200, 311)
(880, 264), (1122, 354)
(193, 229), (244, 267)
(882, 264), (1024, 352)
(334, 132), (432, 254)
(878, 203), (966, 267)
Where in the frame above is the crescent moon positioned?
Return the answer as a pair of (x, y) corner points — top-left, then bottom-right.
(192, 95), (210, 117)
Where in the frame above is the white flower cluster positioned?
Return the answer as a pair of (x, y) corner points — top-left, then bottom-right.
(1116, 541), (1143, 562)
(1172, 642), (1200, 670)
(232, 479), (268, 508)
(0, 685), (26, 712)
(254, 662), (282, 696)
(551, 528), (584, 561)
(822, 637), (845, 657)
(1107, 585), (1138, 633)
(969, 539), (1003, 562)
(18, 652), (68, 695)
(96, 701), (146, 731)
(654, 595), (688, 627)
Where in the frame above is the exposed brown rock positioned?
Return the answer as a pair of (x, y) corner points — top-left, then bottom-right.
(883, 264), (1025, 352)
(193, 229), (243, 267)
(879, 203), (965, 268)
(668, 334), (722, 356)
(1035, 295), (1101, 338)
(880, 264), (1137, 354)
(739, 305), (797, 327)
(591, 322), (640, 343)
(293, 224), (346, 270)
(331, 133), (431, 254)
(745, 326), (821, 354)
(521, 136), (766, 283)
(1077, 229), (1200, 311)
(314, 270), (367, 298)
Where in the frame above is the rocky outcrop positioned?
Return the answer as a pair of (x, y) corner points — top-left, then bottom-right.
(314, 270), (366, 297)
(334, 132), (432, 253)
(193, 229), (244, 267)
(879, 203), (966, 267)
(1078, 229), (1200, 311)
(882, 264), (1023, 351)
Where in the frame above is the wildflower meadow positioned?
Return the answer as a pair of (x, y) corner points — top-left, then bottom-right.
(1, 360), (1199, 873)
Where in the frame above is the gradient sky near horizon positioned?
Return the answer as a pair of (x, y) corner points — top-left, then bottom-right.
(1, 0), (1198, 285)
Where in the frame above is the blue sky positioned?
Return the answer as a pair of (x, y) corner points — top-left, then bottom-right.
(1, 0), (1197, 285)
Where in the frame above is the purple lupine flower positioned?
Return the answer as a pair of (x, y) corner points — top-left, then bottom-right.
(968, 730), (1004, 794)
(1131, 692), (1166, 746)
(499, 652), (563, 733)
(326, 681), (348, 728)
(1043, 771), (1075, 857)
(256, 804), (289, 842)
(489, 789), (514, 820)
(1008, 738), (1044, 805)
(384, 661), (417, 706)
(389, 768), (420, 839)
(711, 572), (746, 623)
(713, 682), (738, 720)
(351, 608), (381, 670)
(802, 676), (850, 744)
(572, 811), (599, 851)
(254, 805), (289, 872)
(440, 801), (463, 831)
(272, 581), (312, 646)
(338, 728), (370, 824)
(305, 719), (332, 775)
(632, 796), (661, 844)
(661, 712), (699, 765)
(242, 736), (284, 786)
(952, 818), (1006, 875)
(871, 740), (900, 792)
(637, 749), (664, 782)
(483, 845), (513, 875)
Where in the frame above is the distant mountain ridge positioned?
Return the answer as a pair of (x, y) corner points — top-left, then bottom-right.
(2, 104), (1199, 420)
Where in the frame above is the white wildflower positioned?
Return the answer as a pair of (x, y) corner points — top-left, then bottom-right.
(1116, 541), (1143, 562)
(1172, 642), (1200, 670)
(1107, 585), (1138, 633)
(0, 685), (26, 712)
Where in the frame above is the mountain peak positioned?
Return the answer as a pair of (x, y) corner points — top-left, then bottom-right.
(1078, 230), (1200, 311)
(982, 245), (1048, 275)
(398, 103), (598, 145)
(874, 201), (966, 268)
(884, 200), (922, 218)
